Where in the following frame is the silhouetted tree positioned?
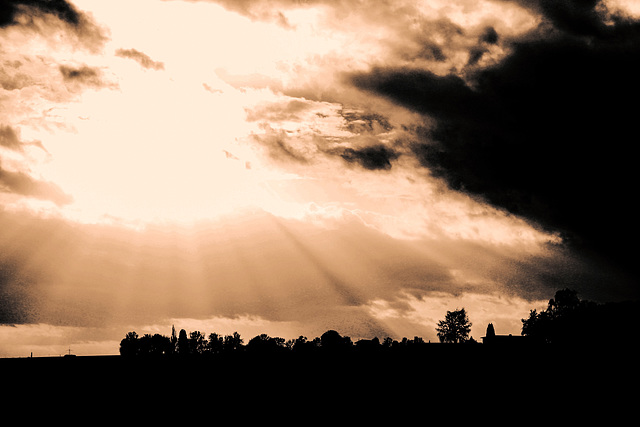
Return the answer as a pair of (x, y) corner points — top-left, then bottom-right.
(382, 337), (394, 348)
(521, 288), (603, 344)
(522, 288), (581, 344)
(247, 334), (287, 354)
(190, 331), (208, 355)
(138, 333), (173, 356)
(320, 330), (352, 351)
(207, 332), (224, 354)
(290, 335), (319, 353)
(436, 308), (472, 343)
(170, 325), (178, 354)
(549, 288), (580, 315)
(120, 331), (139, 357)
(355, 337), (381, 352)
(177, 328), (190, 355)
(223, 332), (243, 352)
(139, 334), (154, 354)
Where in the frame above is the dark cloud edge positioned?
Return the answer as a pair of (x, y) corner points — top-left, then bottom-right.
(343, 2), (640, 300)
(0, 0), (108, 51)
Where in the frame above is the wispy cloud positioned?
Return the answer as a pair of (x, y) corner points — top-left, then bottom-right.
(115, 48), (165, 70)
(0, 164), (72, 205)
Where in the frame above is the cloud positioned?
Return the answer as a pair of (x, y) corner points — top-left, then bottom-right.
(0, 59), (34, 91)
(248, 125), (311, 164)
(59, 64), (103, 85)
(58, 64), (118, 95)
(500, 0), (633, 37)
(3, 0), (638, 356)
(0, 0), (107, 52)
(348, 2), (640, 295)
(0, 256), (39, 324)
(340, 145), (399, 171)
(0, 124), (26, 151)
(0, 0), (82, 28)
(0, 164), (73, 205)
(0, 207), (592, 336)
(177, 0), (299, 27)
(215, 68), (282, 92)
(115, 48), (165, 71)
(245, 99), (317, 123)
(0, 124), (46, 153)
(338, 108), (394, 135)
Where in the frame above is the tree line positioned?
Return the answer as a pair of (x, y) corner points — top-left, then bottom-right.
(119, 326), (437, 358)
(119, 288), (638, 357)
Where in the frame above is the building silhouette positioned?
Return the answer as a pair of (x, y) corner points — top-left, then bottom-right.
(482, 323), (528, 346)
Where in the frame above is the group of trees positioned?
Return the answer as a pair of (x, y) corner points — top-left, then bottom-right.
(119, 308), (474, 357)
(435, 289), (639, 346)
(521, 288), (638, 345)
(120, 289), (638, 357)
(119, 327), (245, 357)
(119, 326), (433, 358)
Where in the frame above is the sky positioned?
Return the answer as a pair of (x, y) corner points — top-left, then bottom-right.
(1, 0), (638, 357)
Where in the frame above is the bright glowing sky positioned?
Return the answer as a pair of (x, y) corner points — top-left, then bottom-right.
(1, 0), (638, 357)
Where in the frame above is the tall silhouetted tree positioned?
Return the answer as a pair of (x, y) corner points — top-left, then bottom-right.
(177, 328), (190, 355)
(170, 325), (178, 354)
(436, 308), (472, 343)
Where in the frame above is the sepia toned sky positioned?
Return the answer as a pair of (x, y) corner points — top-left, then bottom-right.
(1, 0), (638, 357)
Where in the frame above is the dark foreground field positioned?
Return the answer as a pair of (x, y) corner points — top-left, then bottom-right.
(0, 344), (638, 409)
(2, 343), (635, 421)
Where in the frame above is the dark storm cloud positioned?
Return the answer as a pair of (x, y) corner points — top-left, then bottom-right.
(0, 0), (107, 51)
(467, 26), (500, 66)
(341, 145), (399, 171)
(0, 0), (81, 27)
(501, 0), (630, 37)
(115, 48), (165, 71)
(350, 3), (640, 298)
(479, 26), (499, 45)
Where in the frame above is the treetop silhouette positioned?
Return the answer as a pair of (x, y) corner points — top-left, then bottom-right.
(118, 289), (638, 358)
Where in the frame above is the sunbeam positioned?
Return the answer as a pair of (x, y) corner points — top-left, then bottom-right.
(1, 0), (638, 358)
